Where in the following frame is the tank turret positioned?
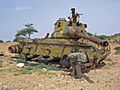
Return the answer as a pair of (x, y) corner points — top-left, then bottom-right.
(51, 18), (109, 47)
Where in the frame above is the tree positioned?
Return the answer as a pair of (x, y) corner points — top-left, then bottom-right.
(15, 23), (38, 41)
(0, 40), (3, 43)
(24, 23), (38, 39)
(96, 35), (110, 40)
(6, 41), (11, 42)
(15, 30), (27, 38)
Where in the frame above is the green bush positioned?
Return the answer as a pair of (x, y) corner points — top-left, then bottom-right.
(18, 68), (32, 74)
(6, 41), (11, 42)
(25, 66), (33, 71)
(114, 46), (120, 50)
(16, 58), (27, 64)
(35, 63), (60, 71)
(0, 40), (3, 43)
(114, 46), (120, 54)
(97, 35), (110, 40)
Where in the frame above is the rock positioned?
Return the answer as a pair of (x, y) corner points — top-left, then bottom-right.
(80, 88), (83, 90)
(38, 84), (42, 87)
(56, 74), (61, 78)
(42, 68), (47, 72)
(16, 63), (25, 68)
(97, 80), (99, 83)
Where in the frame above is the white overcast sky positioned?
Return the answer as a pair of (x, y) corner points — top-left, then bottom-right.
(0, 0), (120, 41)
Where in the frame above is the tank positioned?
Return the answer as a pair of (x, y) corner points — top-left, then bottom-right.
(8, 13), (110, 69)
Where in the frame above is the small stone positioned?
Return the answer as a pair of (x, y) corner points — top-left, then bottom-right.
(42, 68), (47, 72)
(16, 63), (25, 68)
(66, 82), (69, 84)
(56, 74), (61, 78)
(38, 84), (42, 87)
(97, 80), (99, 83)
(80, 88), (83, 90)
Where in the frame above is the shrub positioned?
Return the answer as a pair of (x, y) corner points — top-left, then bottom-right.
(35, 63), (60, 71)
(114, 46), (120, 54)
(6, 41), (11, 42)
(97, 35), (110, 40)
(16, 58), (27, 64)
(0, 40), (3, 43)
(114, 46), (120, 50)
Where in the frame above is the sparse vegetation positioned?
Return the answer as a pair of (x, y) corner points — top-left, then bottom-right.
(109, 33), (120, 43)
(2, 56), (60, 76)
(87, 32), (110, 40)
(114, 46), (120, 55)
(14, 23), (38, 41)
(34, 63), (60, 71)
(0, 61), (3, 67)
(0, 63), (60, 76)
(97, 35), (110, 40)
(7, 67), (32, 76)
(0, 40), (4, 43)
(16, 58), (27, 64)
(6, 41), (11, 42)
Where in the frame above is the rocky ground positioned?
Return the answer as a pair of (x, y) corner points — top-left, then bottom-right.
(0, 42), (120, 90)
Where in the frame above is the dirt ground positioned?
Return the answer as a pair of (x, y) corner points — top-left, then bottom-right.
(0, 42), (120, 90)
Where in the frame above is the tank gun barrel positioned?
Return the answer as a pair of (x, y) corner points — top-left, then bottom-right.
(76, 34), (109, 47)
(66, 27), (109, 47)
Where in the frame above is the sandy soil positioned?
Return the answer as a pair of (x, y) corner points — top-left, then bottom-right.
(0, 42), (17, 53)
(0, 42), (120, 90)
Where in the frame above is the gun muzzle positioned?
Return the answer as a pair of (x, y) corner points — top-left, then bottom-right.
(100, 40), (109, 47)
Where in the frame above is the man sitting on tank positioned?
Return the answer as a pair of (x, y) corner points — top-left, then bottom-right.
(68, 8), (82, 26)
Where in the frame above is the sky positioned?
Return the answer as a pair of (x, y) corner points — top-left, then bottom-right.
(0, 0), (120, 41)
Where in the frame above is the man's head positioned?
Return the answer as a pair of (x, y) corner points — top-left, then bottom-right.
(71, 8), (75, 11)
(62, 54), (68, 59)
(71, 8), (75, 13)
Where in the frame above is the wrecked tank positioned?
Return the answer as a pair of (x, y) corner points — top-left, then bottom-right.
(8, 14), (110, 69)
